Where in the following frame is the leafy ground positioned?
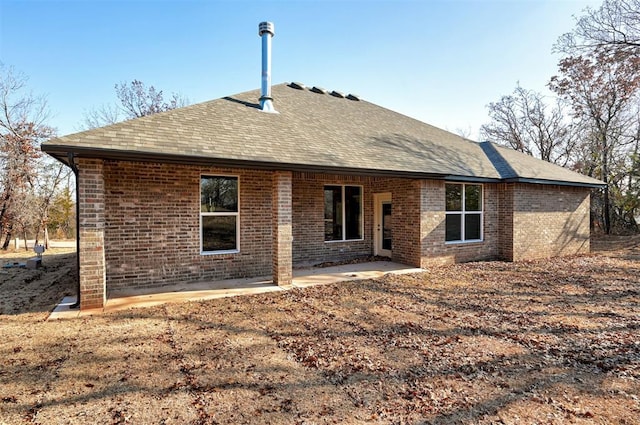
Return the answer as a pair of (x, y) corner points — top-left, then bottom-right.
(0, 237), (639, 424)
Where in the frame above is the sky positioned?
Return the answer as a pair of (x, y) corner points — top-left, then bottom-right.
(0, 0), (600, 140)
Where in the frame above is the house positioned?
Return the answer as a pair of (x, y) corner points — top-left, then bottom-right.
(42, 23), (604, 310)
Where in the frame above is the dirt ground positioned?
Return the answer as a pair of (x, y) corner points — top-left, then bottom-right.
(0, 237), (638, 424)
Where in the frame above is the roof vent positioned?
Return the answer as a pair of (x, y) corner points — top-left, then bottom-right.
(258, 21), (277, 113)
(330, 90), (345, 98)
(289, 82), (306, 90)
(310, 86), (327, 94)
(347, 94), (361, 101)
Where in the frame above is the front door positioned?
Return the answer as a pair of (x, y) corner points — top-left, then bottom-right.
(374, 193), (392, 258)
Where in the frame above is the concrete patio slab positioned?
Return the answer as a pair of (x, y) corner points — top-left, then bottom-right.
(48, 296), (80, 320)
(105, 277), (282, 313)
(48, 261), (423, 319)
(292, 261), (422, 288)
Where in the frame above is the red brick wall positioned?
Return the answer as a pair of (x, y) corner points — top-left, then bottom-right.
(292, 173), (431, 268)
(291, 175), (504, 268)
(103, 161), (273, 295)
(86, 162), (592, 299)
(418, 181), (501, 266)
(292, 173), (373, 265)
(510, 183), (591, 260)
(371, 178), (422, 267)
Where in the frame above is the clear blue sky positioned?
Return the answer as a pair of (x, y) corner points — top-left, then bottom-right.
(0, 0), (599, 139)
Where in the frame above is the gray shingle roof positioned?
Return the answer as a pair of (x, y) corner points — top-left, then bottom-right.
(481, 141), (601, 185)
(42, 83), (604, 187)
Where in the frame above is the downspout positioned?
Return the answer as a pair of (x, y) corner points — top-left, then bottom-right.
(67, 152), (81, 309)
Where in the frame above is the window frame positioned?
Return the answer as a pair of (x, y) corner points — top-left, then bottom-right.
(200, 174), (240, 255)
(323, 184), (364, 243)
(445, 182), (483, 244)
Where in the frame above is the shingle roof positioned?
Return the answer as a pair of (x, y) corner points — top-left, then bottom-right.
(480, 142), (601, 186)
(42, 83), (604, 187)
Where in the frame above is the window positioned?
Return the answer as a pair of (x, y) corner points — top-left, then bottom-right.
(445, 183), (482, 242)
(324, 185), (363, 241)
(201, 176), (239, 253)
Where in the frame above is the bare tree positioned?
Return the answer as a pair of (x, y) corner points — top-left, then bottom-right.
(116, 80), (187, 118)
(550, 51), (640, 233)
(0, 64), (55, 249)
(81, 103), (121, 128)
(81, 80), (189, 129)
(556, 0), (640, 54)
(32, 162), (71, 248)
(453, 125), (474, 140)
(480, 85), (578, 166)
(609, 109), (640, 230)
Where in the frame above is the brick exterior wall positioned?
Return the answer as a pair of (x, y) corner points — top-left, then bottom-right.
(73, 160), (593, 308)
(291, 173), (427, 267)
(103, 161), (273, 295)
(370, 178), (422, 267)
(292, 173), (374, 265)
(291, 175), (501, 268)
(508, 183), (591, 260)
(417, 181), (500, 267)
(77, 159), (107, 310)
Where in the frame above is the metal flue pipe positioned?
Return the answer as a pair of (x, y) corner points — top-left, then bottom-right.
(258, 21), (276, 113)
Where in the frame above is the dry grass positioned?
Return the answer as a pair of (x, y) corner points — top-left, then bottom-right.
(0, 238), (639, 424)
(0, 248), (76, 315)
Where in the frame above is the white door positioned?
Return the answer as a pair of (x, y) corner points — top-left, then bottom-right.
(374, 193), (392, 258)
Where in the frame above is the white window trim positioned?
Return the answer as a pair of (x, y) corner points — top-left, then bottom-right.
(200, 174), (240, 255)
(445, 183), (484, 244)
(324, 184), (365, 243)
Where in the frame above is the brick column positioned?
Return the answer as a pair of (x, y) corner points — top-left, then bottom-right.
(78, 159), (107, 310)
(418, 179), (447, 267)
(272, 171), (292, 286)
(497, 183), (514, 261)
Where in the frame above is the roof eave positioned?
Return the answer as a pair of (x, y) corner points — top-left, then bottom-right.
(41, 145), (449, 180)
(503, 177), (606, 189)
(444, 175), (502, 184)
(41, 145), (605, 187)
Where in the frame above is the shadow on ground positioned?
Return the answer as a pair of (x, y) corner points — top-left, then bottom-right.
(0, 252), (76, 315)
